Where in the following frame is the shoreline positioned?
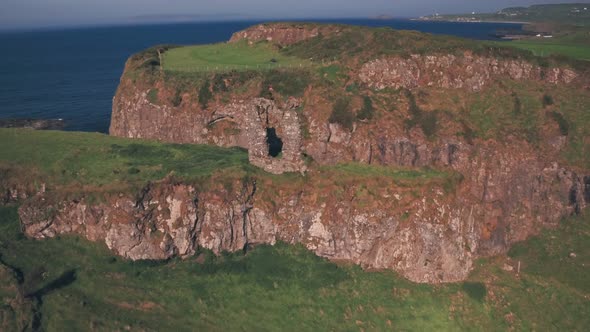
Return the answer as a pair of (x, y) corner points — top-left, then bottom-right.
(411, 18), (530, 25)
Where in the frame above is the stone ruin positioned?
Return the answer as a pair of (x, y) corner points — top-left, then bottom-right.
(223, 98), (307, 174)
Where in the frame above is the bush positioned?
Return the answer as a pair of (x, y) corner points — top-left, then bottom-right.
(512, 92), (522, 115)
(357, 96), (374, 121)
(420, 112), (438, 137)
(458, 120), (476, 144)
(129, 44), (179, 73)
(262, 70), (309, 97)
(542, 94), (554, 108)
(171, 89), (182, 107)
(462, 282), (487, 302)
(198, 80), (213, 109)
(404, 90), (438, 138)
(548, 111), (569, 136)
(147, 89), (159, 105)
(329, 97), (354, 131)
(212, 74), (228, 93)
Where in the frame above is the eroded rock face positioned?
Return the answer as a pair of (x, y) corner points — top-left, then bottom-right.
(19, 183), (200, 260)
(17, 144), (587, 283)
(111, 84), (306, 174)
(359, 54), (578, 92)
(229, 23), (340, 46)
(43, 24), (588, 283)
(110, 87), (208, 144)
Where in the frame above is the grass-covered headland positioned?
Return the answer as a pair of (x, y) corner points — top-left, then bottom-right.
(162, 40), (313, 73)
(0, 129), (453, 194)
(0, 128), (588, 330)
(1, 204), (588, 331)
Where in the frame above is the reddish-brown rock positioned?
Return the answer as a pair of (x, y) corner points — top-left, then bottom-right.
(15, 24), (590, 283)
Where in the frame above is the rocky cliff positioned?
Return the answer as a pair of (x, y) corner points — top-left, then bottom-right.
(229, 23), (342, 46)
(13, 23), (590, 283)
(14, 154), (589, 283)
(359, 53), (577, 92)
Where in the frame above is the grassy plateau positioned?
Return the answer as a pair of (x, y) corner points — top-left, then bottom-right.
(0, 129), (253, 188)
(162, 41), (313, 73)
(494, 35), (590, 61)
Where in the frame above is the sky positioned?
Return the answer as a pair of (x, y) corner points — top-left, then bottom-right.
(1, 0), (588, 29)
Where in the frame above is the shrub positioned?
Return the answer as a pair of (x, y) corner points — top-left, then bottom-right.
(345, 82), (359, 93)
(542, 94), (554, 108)
(357, 96), (374, 121)
(147, 89), (159, 105)
(420, 111), (438, 137)
(329, 97), (354, 131)
(458, 120), (476, 144)
(198, 80), (213, 109)
(212, 74), (228, 93)
(512, 93), (522, 115)
(262, 70), (309, 97)
(171, 89), (182, 107)
(404, 90), (438, 138)
(462, 282), (487, 302)
(548, 111), (569, 136)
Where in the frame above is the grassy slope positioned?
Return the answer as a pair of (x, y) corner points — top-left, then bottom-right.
(497, 39), (590, 60)
(0, 129), (253, 188)
(491, 30), (590, 61)
(422, 4), (590, 60)
(0, 129), (455, 193)
(162, 41), (313, 73)
(0, 204), (588, 331)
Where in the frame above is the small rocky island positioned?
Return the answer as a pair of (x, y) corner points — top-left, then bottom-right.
(0, 118), (65, 130)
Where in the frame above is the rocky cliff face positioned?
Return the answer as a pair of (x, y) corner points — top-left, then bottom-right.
(16, 23), (590, 283)
(110, 81), (307, 174)
(229, 24), (341, 46)
(15, 143), (589, 283)
(359, 53), (578, 92)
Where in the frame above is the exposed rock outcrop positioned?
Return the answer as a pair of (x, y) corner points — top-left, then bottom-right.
(0, 119), (65, 130)
(359, 54), (578, 92)
(110, 84), (306, 174)
(229, 23), (340, 46)
(16, 23), (590, 283)
(16, 142), (587, 283)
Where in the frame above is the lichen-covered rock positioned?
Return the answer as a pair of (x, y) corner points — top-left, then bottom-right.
(359, 54), (578, 92)
(20, 183), (200, 260)
(18, 148), (587, 283)
(111, 80), (306, 174)
(229, 23), (340, 46)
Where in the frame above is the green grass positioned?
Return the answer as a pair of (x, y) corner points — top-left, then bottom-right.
(464, 81), (542, 144)
(162, 41), (312, 73)
(508, 214), (590, 293)
(325, 163), (450, 181)
(0, 129), (252, 187)
(1, 204), (589, 331)
(497, 40), (590, 61)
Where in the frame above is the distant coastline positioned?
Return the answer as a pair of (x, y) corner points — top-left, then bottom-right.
(412, 18), (529, 25)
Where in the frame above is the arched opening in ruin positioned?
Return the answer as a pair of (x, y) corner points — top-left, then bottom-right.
(266, 127), (283, 157)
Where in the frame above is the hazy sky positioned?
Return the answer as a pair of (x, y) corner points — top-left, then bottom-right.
(1, 0), (588, 29)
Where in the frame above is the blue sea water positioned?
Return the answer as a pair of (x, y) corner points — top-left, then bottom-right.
(0, 19), (522, 133)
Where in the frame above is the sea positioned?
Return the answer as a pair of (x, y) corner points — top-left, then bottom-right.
(0, 19), (523, 133)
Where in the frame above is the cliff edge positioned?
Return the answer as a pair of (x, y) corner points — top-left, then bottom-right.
(12, 23), (590, 283)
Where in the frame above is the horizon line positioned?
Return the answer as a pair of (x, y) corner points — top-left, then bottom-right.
(0, 15), (423, 33)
